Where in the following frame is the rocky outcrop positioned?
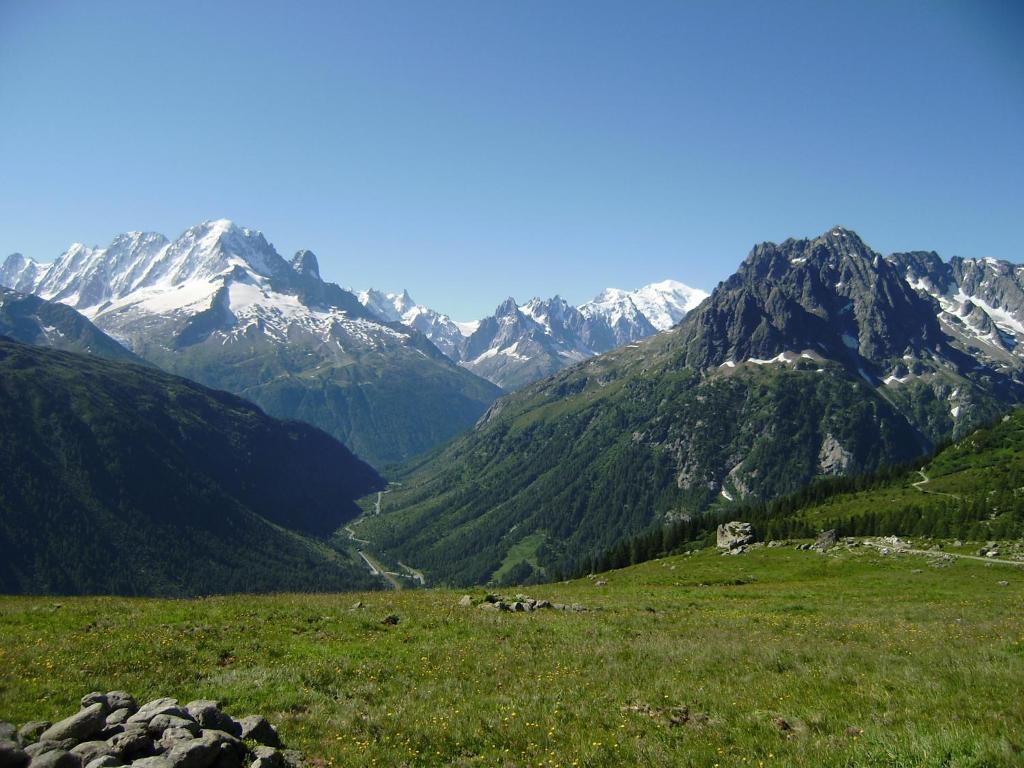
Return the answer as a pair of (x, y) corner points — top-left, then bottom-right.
(818, 434), (852, 476)
(717, 521), (754, 551)
(4, 692), (302, 768)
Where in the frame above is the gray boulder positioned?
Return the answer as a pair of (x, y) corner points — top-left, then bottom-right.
(457, 595), (473, 607)
(249, 748), (282, 768)
(106, 728), (152, 760)
(27, 750), (79, 768)
(155, 731), (194, 753)
(164, 733), (221, 768)
(103, 713), (130, 730)
(130, 758), (173, 768)
(0, 728), (15, 744)
(235, 719), (279, 748)
(70, 744), (115, 766)
(40, 705), (107, 744)
(0, 740), (30, 768)
(127, 702), (185, 726)
(85, 758), (123, 768)
(103, 696), (136, 716)
(716, 521), (754, 550)
(80, 695), (109, 713)
(145, 718), (197, 740)
(814, 529), (838, 550)
(24, 743), (75, 760)
(182, 705), (233, 736)
(202, 733), (244, 768)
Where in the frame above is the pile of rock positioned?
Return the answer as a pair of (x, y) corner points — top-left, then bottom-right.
(0, 692), (302, 768)
(458, 593), (587, 612)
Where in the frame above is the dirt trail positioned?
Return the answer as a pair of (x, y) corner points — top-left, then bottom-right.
(911, 469), (960, 499)
(863, 539), (1023, 567)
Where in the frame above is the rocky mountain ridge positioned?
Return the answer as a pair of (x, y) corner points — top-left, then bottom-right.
(360, 226), (1024, 585)
(357, 280), (708, 389)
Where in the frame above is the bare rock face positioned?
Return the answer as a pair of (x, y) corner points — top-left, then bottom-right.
(818, 433), (853, 475)
(716, 521), (754, 550)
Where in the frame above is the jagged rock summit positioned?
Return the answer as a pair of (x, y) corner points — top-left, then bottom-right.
(357, 280), (709, 389)
(363, 226), (1024, 585)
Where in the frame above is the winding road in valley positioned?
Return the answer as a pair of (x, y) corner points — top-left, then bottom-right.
(345, 485), (426, 589)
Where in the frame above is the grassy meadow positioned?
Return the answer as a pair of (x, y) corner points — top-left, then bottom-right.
(1, 545), (1022, 767)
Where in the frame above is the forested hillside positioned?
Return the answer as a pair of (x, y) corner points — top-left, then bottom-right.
(0, 338), (384, 595)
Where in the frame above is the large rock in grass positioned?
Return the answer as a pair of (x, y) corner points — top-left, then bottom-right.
(182, 705), (234, 736)
(40, 705), (107, 743)
(155, 731), (194, 753)
(145, 717), (197, 739)
(0, 727), (15, 743)
(79, 695), (109, 713)
(106, 726), (152, 760)
(249, 747), (283, 768)
(164, 733), (224, 768)
(813, 529), (838, 550)
(0, 740), (30, 768)
(234, 718), (279, 748)
(103, 695), (136, 716)
(127, 701), (187, 726)
(716, 521), (754, 550)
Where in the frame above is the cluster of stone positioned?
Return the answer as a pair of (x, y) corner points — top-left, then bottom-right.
(0, 693), (302, 768)
(458, 593), (586, 612)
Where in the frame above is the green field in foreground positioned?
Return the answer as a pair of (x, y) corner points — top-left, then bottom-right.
(1, 545), (1022, 767)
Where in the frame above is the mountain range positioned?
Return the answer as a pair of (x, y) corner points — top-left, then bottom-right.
(0, 337), (383, 595)
(0, 220), (501, 468)
(359, 227), (1024, 585)
(5, 222), (1024, 593)
(356, 280), (708, 389)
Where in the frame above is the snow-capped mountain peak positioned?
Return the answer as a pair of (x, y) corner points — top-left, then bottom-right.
(582, 279), (708, 332)
(356, 288), (467, 359)
(354, 278), (707, 390)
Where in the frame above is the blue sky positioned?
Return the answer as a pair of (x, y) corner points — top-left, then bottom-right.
(1, 1), (1021, 319)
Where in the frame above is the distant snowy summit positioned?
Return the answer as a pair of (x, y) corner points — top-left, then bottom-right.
(356, 280), (709, 389)
(0, 219), (501, 467)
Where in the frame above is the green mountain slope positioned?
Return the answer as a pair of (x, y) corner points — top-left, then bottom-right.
(582, 407), (1024, 574)
(782, 407), (1024, 538)
(363, 228), (1024, 585)
(137, 325), (501, 469)
(0, 338), (384, 596)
